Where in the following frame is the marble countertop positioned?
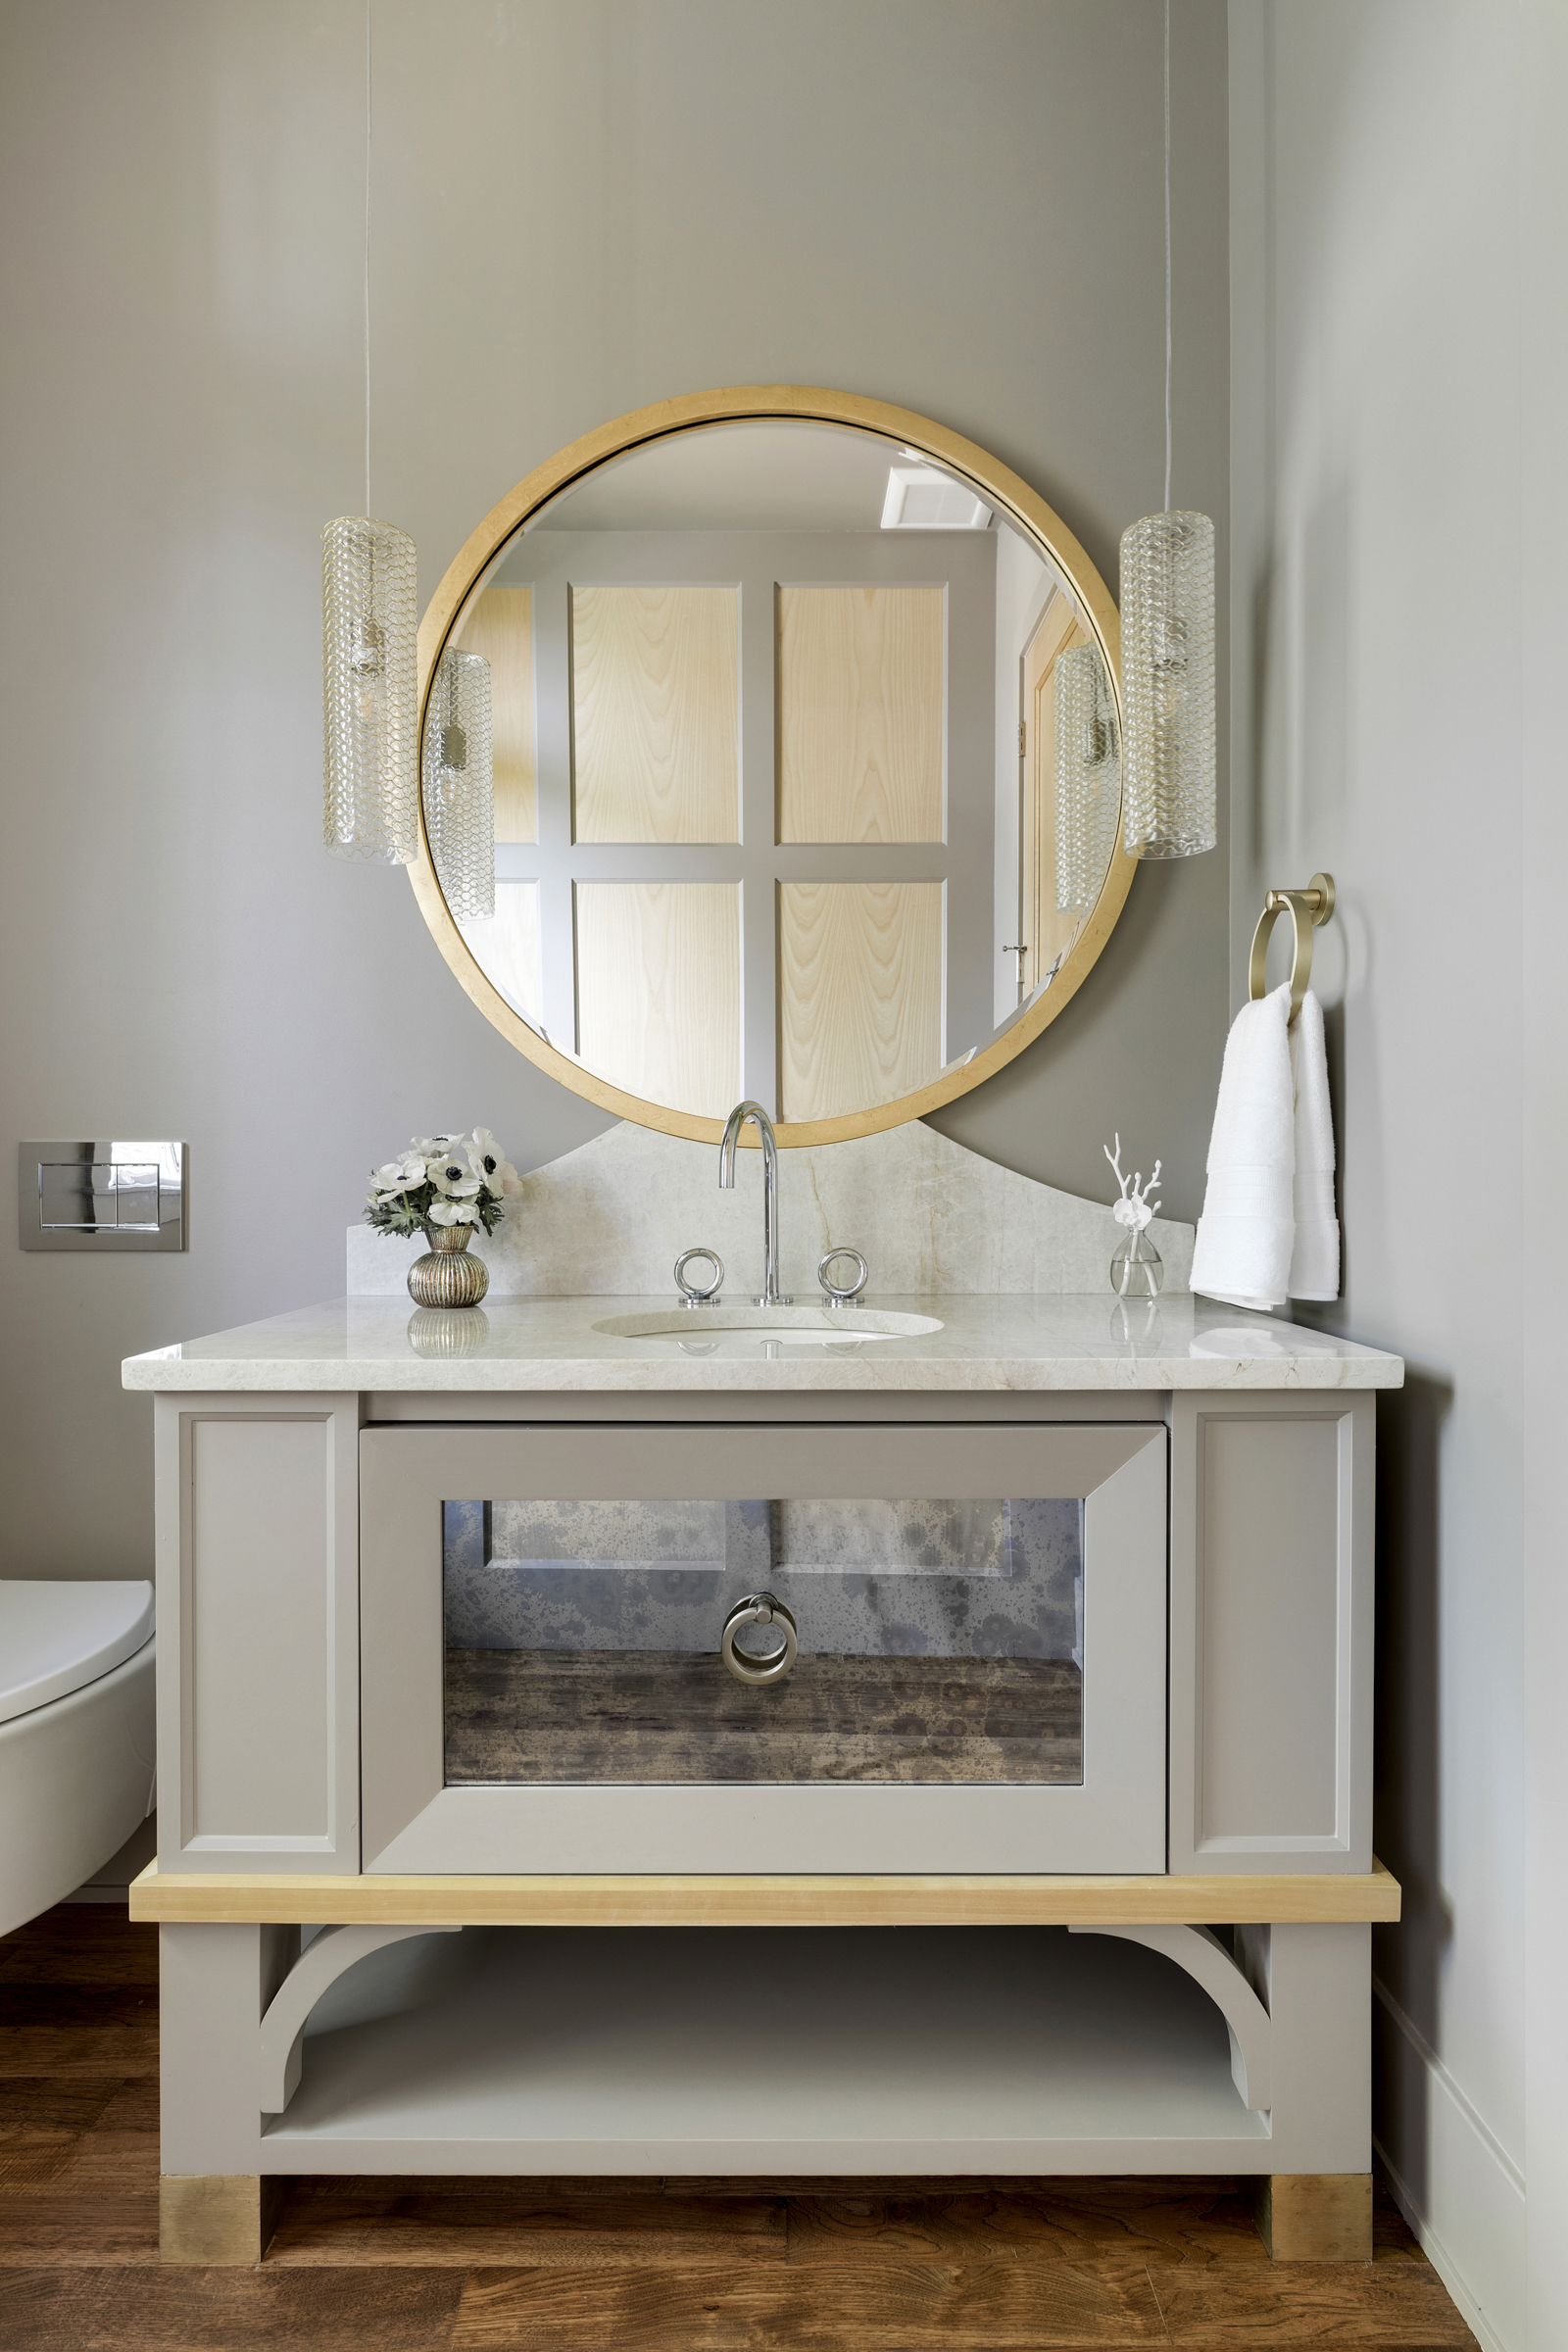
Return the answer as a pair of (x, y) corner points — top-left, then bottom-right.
(122, 1295), (1403, 1394)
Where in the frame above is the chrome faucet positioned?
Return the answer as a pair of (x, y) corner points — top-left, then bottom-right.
(718, 1101), (792, 1305)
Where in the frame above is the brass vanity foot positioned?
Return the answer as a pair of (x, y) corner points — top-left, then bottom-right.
(1248, 2171), (1373, 2262)
(159, 2174), (294, 2265)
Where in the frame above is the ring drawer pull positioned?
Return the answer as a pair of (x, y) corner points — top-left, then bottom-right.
(720, 1591), (799, 1685)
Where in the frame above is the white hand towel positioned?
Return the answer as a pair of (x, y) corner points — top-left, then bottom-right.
(1190, 982), (1297, 1310)
(1287, 988), (1340, 1300)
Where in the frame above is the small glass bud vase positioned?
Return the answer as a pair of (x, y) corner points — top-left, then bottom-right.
(407, 1221), (489, 1309)
(1109, 1226), (1163, 1299)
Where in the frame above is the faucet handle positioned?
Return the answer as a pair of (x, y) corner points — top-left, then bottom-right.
(817, 1247), (868, 1307)
(674, 1247), (724, 1306)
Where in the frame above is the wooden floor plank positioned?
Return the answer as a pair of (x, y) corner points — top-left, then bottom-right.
(1371, 2190), (1429, 2263)
(0, 2027), (159, 2079)
(785, 2181), (1267, 2267)
(451, 2253), (1170, 2348)
(0, 1918), (160, 1985)
(0, 2081), (127, 2135)
(0, 1984), (159, 2031)
(83, 2075), (161, 2133)
(0, 2199), (160, 2269)
(42, 2129), (161, 2199)
(1149, 2254), (1479, 2342)
(270, 2187), (788, 2268)
(0, 2134), (82, 2191)
(0, 2267), (466, 2350)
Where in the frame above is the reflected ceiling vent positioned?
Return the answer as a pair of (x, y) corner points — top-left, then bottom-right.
(880, 464), (992, 530)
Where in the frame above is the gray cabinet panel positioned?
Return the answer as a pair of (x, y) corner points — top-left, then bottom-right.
(156, 1394), (362, 1874)
(1170, 1395), (1373, 1874)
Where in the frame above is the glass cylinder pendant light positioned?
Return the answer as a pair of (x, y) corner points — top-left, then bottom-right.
(322, 515), (419, 861)
(421, 644), (495, 921)
(1118, 510), (1215, 858)
(1054, 644), (1122, 910)
(320, 8), (419, 865)
(1118, 0), (1216, 863)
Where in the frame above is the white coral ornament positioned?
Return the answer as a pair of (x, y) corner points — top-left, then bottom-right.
(1104, 1134), (1161, 1230)
(1103, 1135), (1166, 1300)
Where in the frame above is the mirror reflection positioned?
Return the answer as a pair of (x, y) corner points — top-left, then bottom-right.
(428, 418), (1119, 1127)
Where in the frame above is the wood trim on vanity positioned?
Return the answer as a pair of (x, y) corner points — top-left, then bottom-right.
(130, 1857), (1400, 1928)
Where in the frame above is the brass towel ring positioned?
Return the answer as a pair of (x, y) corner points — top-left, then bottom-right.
(1249, 872), (1335, 1021)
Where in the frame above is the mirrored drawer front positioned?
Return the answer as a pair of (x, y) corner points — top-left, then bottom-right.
(442, 1494), (1084, 1788)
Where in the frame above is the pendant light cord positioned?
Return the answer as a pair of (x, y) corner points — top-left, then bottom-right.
(364, 0), (372, 517)
(1163, 0), (1172, 514)
(1161, 0), (1170, 517)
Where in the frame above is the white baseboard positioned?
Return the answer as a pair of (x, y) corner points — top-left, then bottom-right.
(1373, 1975), (1526, 2352)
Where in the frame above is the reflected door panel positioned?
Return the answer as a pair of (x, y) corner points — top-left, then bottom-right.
(569, 583), (739, 844)
(574, 879), (741, 1117)
(777, 584), (945, 843)
(778, 880), (943, 1122)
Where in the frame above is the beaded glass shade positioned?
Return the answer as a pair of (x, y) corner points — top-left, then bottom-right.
(322, 515), (419, 862)
(422, 645), (495, 923)
(1118, 510), (1216, 860)
(1054, 644), (1122, 911)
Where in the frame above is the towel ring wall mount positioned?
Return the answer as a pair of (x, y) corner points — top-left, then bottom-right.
(1249, 873), (1335, 1021)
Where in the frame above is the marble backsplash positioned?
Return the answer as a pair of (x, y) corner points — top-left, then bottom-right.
(347, 1120), (1194, 1298)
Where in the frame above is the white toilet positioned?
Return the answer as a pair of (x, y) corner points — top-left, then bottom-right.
(0, 1581), (157, 1937)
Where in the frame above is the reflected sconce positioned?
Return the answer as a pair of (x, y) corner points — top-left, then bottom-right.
(321, 516), (419, 863)
(1054, 645), (1121, 910)
(1118, 0), (1217, 864)
(1117, 509), (1215, 860)
(421, 645), (495, 923)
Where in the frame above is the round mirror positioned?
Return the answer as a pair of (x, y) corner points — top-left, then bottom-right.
(412, 387), (1128, 1145)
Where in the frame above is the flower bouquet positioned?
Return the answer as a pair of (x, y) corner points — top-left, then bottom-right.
(366, 1129), (521, 1307)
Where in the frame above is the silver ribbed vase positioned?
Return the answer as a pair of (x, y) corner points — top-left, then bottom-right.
(407, 1222), (489, 1308)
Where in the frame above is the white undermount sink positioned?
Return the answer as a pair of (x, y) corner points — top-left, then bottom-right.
(592, 1306), (945, 1346)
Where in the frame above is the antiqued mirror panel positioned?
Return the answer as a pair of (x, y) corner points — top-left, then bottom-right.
(422, 406), (1122, 1135)
(442, 1494), (1086, 1787)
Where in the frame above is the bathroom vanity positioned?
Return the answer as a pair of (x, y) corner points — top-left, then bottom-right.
(126, 1291), (1401, 2265)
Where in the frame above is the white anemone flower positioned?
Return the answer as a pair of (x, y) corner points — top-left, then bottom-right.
(427, 1198), (480, 1227)
(373, 1152), (428, 1197)
(428, 1151), (482, 1200)
(410, 1134), (462, 1158)
(466, 1128), (522, 1196)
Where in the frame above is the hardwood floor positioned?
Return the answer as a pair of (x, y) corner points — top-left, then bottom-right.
(0, 1904), (1479, 2350)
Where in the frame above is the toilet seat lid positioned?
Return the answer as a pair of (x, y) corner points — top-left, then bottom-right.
(0, 1580), (155, 1727)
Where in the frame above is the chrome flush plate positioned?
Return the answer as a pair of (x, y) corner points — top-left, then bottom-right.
(19, 1141), (187, 1252)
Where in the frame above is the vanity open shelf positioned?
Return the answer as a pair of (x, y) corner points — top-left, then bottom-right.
(124, 1293), (1401, 2266)
(257, 1926), (1275, 2173)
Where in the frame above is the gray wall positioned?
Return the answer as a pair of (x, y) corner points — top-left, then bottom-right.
(1229, 4), (1567, 2340)
(0, 0), (1229, 1578)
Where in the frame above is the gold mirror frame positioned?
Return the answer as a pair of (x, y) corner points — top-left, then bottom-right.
(411, 385), (1130, 1148)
